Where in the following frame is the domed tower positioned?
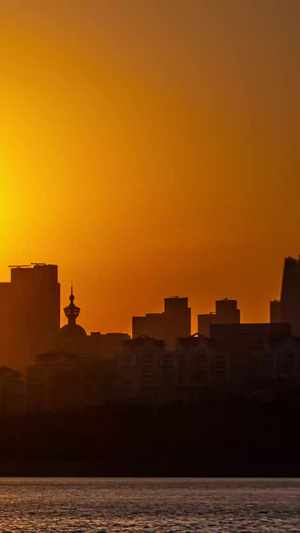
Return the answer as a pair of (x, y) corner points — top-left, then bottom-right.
(54, 287), (87, 352)
(64, 287), (81, 325)
(59, 286), (87, 338)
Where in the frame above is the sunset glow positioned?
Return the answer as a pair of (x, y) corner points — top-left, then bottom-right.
(0, 0), (299, 333)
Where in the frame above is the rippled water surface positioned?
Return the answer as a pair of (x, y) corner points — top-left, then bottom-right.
(0, 478), (299, 532)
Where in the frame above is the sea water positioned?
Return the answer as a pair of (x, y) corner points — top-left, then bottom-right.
(0, 478), (299, 532)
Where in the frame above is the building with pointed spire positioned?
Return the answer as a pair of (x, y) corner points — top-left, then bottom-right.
(53, 288), (88, 354)
(58, 287), (87, 343)
(26, 287), (130, 412)
(52, 287), (130, 356)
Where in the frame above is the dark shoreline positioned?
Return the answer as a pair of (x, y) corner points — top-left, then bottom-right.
(0, 460), (299, 478)
(0, 397), (299, 478)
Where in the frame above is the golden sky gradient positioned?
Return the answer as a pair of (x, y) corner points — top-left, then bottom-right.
(0, 0), (299, 333)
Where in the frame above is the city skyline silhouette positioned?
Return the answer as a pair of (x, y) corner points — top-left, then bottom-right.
(0, 254), (291, 341)
(0, 254), (300, 479)
(0, 254), (296, 373)
(1, 0), (300, 491)
(1, 0), (299, 338)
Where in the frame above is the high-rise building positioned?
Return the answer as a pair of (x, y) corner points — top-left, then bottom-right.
(280, 256), (300, 336)
(197, 312), (215, 337)
(215, 299), (240, 323)
(132, 296), (191, 349)
(198, 298), (240, 337)
(163, 297), (191, 347)
(0, 264), (60, 370)
(209, 322), (292, 383)
(270, 299), (281, 323)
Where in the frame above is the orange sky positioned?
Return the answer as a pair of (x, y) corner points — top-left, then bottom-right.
(0, 0), (299, 333)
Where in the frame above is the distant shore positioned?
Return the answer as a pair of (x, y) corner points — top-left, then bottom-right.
(0, 460), (299, 477)
(0, 397), (299, 478)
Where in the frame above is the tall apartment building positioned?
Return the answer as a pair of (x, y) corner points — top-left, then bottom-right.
(270, 299), (281, 323)
(115, 334), (217, 405)
(209, 322), (292, 383)
(132, 296), (191, 349)
(198, 298), (240, 337)
(280, 256), (300, 336)
(0, 264), (60, 370)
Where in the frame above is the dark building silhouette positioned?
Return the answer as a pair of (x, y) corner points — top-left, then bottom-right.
(115, 324), (300, 405)
(0, 282), (14, 367)
(0, 264), (60, 371)
(270, 299), (281, 323)
(179, 326), (300, 389)
(54, 287), (88, 354)
(132, 296), (191, 349)
(209, 322), (294, 383)
(197, 312), (215, 338)
(89, 332), (131, 359)
(177, 334), (229, 385)
(215, 299), (240, 323)
(198, 298), (240, 337)
(0, 366), (25, 416)
(115, 335), (167, 404)
(27, 289), (129, 412)
(115, 334), (218, 405)
(26, 350), (108, 413)
(280, 256), (300, 336)
(54, 288), (130, 357)
(210, 322), (290, 340)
